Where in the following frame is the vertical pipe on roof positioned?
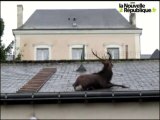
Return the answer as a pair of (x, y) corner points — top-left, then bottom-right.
(125, 45), (128, 59)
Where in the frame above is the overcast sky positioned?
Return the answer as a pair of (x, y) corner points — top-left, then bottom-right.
(1, 1), (159, 54)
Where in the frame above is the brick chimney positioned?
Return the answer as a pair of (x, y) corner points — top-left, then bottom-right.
(129, 2), (136, 27)
(17, 5), (23, 28)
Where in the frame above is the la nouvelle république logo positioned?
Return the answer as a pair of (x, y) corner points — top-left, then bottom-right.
(119, 3), (156, 13)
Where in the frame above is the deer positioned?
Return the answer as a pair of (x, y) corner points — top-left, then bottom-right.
(73, 50), (128, 91)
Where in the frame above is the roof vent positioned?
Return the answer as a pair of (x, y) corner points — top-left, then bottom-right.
(73, 18), (76, 21)
(76, 45), (86, 72)
(76, 64), (86, 72)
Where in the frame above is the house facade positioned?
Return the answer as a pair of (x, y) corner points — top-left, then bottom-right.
(13, 5), (142, 60)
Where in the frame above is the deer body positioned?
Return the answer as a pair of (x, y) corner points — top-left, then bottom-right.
(73, 74), (107, 90)
(73, 50), (127, 91)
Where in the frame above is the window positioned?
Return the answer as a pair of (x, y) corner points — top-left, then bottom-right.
(73, 18), (76, 21)
(70, 45), (86, 60)
(105, 44), (121, 59)
(72, 48), (83, 60)
(34, 45), (51, 60)
(36, 48), (49, 60)
(107, 48), (119, 59)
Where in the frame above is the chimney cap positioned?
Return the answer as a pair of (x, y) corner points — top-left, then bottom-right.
(17, 4), (23, 6)
(17, 4), (23, 9)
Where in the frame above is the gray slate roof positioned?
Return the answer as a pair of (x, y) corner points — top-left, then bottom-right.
(140, 54), (151, 59)
(1, 60), (159, 93)
(19, 9), (139, 30)
(150, 49), (160, 59)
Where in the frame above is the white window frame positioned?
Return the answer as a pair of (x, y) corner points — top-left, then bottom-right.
(34, 45), (51, 60)
(69, 44), (87, 60)
(105, 44), (122, 59)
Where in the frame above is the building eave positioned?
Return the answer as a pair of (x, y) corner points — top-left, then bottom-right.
(1, 90), (159, 105)
(12, 28), (142, 35)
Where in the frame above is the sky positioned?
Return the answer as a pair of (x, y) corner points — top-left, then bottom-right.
(1, 1), (159, 54)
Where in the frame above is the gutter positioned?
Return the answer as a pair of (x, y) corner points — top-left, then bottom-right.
(12, 28), (143, 31)
(1, 90), (159, 104)
(1, 59), (159, 64)
(12, 29), (142, 35)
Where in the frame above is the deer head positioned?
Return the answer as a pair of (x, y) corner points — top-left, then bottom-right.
(91, 49), (113, 68)
(107, 51), (113, 67)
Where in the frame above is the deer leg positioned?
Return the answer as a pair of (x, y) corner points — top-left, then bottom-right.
(109, 83), (128, 88)
(74, 85), (83, 91)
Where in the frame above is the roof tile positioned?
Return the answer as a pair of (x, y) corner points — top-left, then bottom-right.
(18, 9), (139, 30)
(1, 60), (159, 93)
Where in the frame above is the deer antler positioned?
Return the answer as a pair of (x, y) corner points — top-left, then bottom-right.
(91, 49), (104, 61)
(107, 52), (112, 61)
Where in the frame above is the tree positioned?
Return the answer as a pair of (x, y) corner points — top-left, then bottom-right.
(0, 18), (4, 37)
(0, 18), (14, 61)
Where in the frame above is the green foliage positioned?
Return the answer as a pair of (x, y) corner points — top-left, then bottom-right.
(15, 53), (23, 61)
(0, 40), (14, 61)
(0, 43), (6, 61)
(0, 18), (4, 37)
(0, 18), (14, 61)
(14, 47), (24, 61)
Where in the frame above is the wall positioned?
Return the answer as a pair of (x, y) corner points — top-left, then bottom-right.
(1, 102), (159, 119)
(18, 33), (138, 60)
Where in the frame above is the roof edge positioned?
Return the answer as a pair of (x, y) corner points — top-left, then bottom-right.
(12, 29), (142, 35)
(1, 59), (159, 64)
(1, 90), (159, 104)
(13, 28), (142, 31)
